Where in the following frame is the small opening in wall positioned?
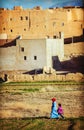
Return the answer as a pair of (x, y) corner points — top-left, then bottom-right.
(24, 28), (26, 31)
(21, 47), (24, 52)
(20, 16), (23, 20)
(24, 56), (27, 60)
(53, 35), (56, 39)
(67, 9), (70, 12)
(4, 74), (8, 81)
(62, 22), (64, 26)
(11, 29), (13, 32)
(3, 28), (5, 30)
(10, 18), (12, 21)
(34, 56), (37, 60)
(25, 16), (28, 20)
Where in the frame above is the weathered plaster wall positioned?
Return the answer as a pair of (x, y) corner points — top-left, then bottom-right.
(0, 37), (64, 71)
(64, 42), (84, 57)
(16, 39), (47, 70)
(0, 7), (83, 40)
(0, 46), (16, 70)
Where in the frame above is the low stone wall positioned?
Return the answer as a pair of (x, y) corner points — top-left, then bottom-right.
(0, 71), (84, 82)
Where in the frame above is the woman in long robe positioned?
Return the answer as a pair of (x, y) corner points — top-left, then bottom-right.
(50, 98), (59, 119)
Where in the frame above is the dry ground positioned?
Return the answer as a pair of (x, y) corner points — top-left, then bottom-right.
(0, 83), (84, 118)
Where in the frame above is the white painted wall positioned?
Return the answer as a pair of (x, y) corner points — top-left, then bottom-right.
(46, 37), (64, 68)
(16, 39), (47, 70)
(0, 33), (7, 39)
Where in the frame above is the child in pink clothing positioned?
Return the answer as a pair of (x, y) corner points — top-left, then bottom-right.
(57, 103), (64, 119)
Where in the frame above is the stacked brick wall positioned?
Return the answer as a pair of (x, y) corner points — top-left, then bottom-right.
(0, 71), (84, 82)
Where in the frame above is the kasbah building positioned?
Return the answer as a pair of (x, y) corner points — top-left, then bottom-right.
(0, 5), (84, 82)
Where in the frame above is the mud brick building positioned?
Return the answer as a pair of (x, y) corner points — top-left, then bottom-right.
(0, 6), (84, 40)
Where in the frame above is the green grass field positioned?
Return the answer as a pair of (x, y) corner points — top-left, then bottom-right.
(0, 117), (84, 130)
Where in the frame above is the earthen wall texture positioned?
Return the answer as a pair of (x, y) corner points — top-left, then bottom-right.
(64, 42), (84, 56)
(0, 7), (84, 40)
(0, 71), (84, 82)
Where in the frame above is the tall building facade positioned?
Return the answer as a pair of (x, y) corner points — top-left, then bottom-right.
(0, 6), (84, 40)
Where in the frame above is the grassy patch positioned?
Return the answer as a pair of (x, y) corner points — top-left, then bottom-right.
(0, 81), (84, 86)
(0, 117), (84, 130)
(22, 88), (39, 92)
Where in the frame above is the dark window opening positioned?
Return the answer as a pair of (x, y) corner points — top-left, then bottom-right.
(20, 16), (23, 20)
(67, 9), (70, 12)
(11, 29), (13, 32)
(21, 47), (24, 52)
(4, 74), (8, 81)
(53, 35), (56, 39)
(24, 28), (26, 31)
(34, 56), (37, 60)
(25, 16), (28, 20)
(83, 29), (84, 35)
(3, 28), (5, 30)
(24, 56), (27, 60)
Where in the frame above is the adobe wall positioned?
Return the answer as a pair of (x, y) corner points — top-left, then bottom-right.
(0, 46), (16, 70)
(0, 71), (84, 82)
(64, 42), (84, 57)
(0, 7), (84, 40)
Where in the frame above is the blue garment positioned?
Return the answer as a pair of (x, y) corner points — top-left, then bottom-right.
(50, 101), (59, 118)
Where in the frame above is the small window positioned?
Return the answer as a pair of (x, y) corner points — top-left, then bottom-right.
(25, 16), (28, 20)
(10, 18), (12, 21)
(20, 16), (23, 20)
(24, 56), (27, 60)
(21, 47), (24, 52)
(3, 28), (5, 30)
(11, 29), (13, 32)
(34, 56), (37, 60)
(53, 35), (56, 39)
(24, 28), (26, 31)
(67, 9), (70, 12)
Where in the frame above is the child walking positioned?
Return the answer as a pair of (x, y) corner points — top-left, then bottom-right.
(57, 103), (64, 119)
